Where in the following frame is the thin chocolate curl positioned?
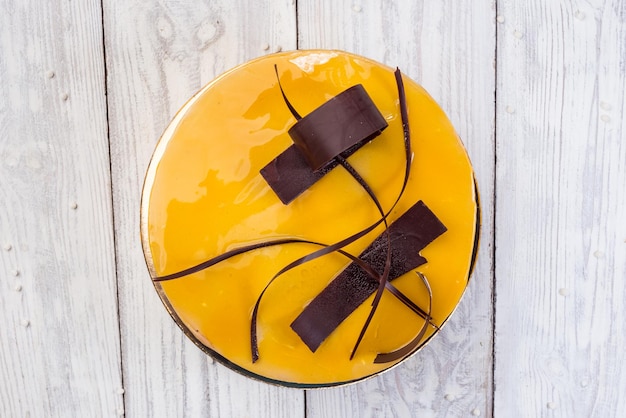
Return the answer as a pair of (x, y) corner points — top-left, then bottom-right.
(273, 64), (302, 120)
(288, 84), (388, 171)
(153, 67), (448, 367)
(348, 68), (413, 359)
(374, 271), (432, 363)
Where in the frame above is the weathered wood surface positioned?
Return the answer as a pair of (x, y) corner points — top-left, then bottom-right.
(494, 1), (626, 417)
(0, 0), (122, 416)
(1, 0), (624, 417)
(103, 0), (302, 417)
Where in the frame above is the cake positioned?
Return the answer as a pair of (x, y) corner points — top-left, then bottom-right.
(140, 50), (479, 387)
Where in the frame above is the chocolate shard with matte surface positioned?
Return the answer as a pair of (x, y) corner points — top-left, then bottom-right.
(288, 84), (388, 171)
(290, 200), (447, 353)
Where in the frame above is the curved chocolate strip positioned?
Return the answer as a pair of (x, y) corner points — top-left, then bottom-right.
(252, 68), (434, 362)
(290, 200), (446, 353)
(288, 85), (388, 171)
(154, 237), (379, 283)
(468, 178), (481, 276)
(261, 73), (386, 204)
(250, 239), (387, 362)
(273, 64), (302, 120)
(251, 70), (413, 361)
(153, 68), (442, 365)
(249, 227), (434, 362)
(335, 155), (394, 305)
(154, 235), (384, 362)
(336, 155), (394, 357)
(275, 69), (434, 359)
(374, 272), (432, 363)
(384, 281), (436, 328)
(153, 210), (430, 362)
(249, 209), (395, 362)
(350, 68), (414, 359)
(392, 68), (413, 201)
(152, 238), (307, 282)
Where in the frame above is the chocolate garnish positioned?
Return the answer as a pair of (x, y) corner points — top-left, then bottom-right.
(288, 84), (388, 171)
(250, 70), (438, 362)
(248, 208), (396, 362)
(384, 280), (436, 324)
(260, 70), (388, 204)
(260, 140), (378, 205)
(373, 271), (432, 363)
(290, 200), (446, 352)
(153, 238), (319, 282)
(153, 68), (447, 365)
(273, 65), (302, 121)
(259, 145), (334, 204)
(348, 68), (416, 359)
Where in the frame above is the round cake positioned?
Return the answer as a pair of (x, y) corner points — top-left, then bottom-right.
(141, 50), (479, 387)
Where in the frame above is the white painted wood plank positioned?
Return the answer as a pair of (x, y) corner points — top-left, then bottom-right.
(103, 1), (304, 416)
(298, 1), (496, 416)
(0, 0), (122, 416)
(494, 1), (626, 417)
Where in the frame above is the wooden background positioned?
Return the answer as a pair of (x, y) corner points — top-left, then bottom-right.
(1, 0), (624, 416)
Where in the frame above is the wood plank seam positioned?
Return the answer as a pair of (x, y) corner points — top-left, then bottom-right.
(491, 2), (500, 418)
(98, 0), (127, 413)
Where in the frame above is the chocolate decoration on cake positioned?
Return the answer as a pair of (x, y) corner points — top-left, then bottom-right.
(260, 145), (334, 205)
(142, 51), (480, 386)
(291, 200), (447, 352)
(261, 66), (388, 204)
(288, 84), (388, 171)
(152, 66), (447, 365)
(374, 271), (433, 364)
(266, 67), (444, 363)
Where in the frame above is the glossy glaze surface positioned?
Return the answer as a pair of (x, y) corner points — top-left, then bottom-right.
(141, 50), (478, 385)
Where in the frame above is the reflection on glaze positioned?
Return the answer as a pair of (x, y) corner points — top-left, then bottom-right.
(289, 51), (338, 73)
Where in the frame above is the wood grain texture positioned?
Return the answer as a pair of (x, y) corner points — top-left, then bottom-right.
(103, 0), (304, 416)
(0, 0), (122, 416)
(298, 1), (496, 416)
(494, 1), (626, 417)
(3, 0), (625, 416)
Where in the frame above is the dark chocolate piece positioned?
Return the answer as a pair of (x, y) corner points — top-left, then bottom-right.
(260, 84), (388, 204)
(290, 200), (447, 352)
(288, 84), (388, 171)
(260, 145), (335, 205)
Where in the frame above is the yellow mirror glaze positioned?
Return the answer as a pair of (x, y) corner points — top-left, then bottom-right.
(141, 50), (479, 387)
